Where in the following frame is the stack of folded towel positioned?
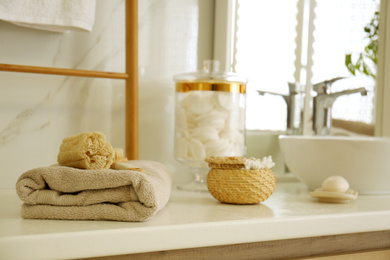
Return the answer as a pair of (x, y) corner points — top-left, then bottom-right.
(16, 132), (172, 222)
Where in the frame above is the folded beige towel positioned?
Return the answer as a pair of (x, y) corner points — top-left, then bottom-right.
(16, 161), (172, 221)
(57, 131), (115, 170)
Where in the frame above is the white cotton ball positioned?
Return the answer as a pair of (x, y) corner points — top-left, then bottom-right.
(204, 139), (231, 157)
(195, 110), (227, 132)
(321, 176), (350, 193)
(187, 138), (206, 161)
(197, 117), (226, 132)
(214, 92), (238, 111)
(185, 111), (197, 129)
(194, 109), (228, 122)
(189, 127), (219, 142)
(182, 91), (214, 115)
(178, 91), (196, 108)
(215, 130), (245, 156)
(218, 141), (236, 157)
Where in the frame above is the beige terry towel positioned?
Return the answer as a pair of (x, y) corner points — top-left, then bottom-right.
(16, 161), (172, 222)
(0, 0), (96, 33)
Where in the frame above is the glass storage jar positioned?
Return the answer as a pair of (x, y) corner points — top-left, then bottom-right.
(174, 60), (248, 191)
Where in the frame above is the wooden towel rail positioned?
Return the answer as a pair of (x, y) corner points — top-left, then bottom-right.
(0, 0), (139, 160)
(0, 63), (128, 79)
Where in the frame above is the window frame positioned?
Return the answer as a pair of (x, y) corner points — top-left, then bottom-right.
(213, 0), (390, 136)
(376, 0), (390, 136)
(213, 0), (235, 72)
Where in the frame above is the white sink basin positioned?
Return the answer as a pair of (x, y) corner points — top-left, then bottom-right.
(279, 135), (390, 194)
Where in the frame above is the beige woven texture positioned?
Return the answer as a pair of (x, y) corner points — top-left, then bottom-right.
(206, 156), (276, 204)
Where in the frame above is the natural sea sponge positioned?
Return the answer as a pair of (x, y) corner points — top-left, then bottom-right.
(57, 131), (115, 170)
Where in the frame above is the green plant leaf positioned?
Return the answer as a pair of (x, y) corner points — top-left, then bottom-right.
(345, 54), (356, 75)
(344, 10), (378, 79)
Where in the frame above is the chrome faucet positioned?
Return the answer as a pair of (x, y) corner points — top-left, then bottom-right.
(312, 77), (368, 135)
(258, 82), (305, 135)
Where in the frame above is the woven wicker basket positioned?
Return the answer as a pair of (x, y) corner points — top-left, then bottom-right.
(206, 157), (276, 204)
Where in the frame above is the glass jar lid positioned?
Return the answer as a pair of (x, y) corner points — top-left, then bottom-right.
(174, 60), (248, 93)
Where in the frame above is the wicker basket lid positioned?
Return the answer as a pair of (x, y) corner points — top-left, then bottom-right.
(205, 156), (247, 169)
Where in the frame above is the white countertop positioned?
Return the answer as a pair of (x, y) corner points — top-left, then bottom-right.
(1, 181), (390, 260)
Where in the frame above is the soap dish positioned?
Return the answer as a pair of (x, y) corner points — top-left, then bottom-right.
(310, 188), (358, 203)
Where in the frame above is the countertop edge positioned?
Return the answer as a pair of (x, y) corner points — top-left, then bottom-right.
(1, 211), (390, 260)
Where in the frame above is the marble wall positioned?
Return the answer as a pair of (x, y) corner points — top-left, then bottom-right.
(0, 0), (199, 189)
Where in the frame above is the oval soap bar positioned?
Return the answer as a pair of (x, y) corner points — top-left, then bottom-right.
(321, 176), (349, 193)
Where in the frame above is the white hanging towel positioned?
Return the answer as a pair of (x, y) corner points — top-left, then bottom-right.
(0, 0), (96, 33)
